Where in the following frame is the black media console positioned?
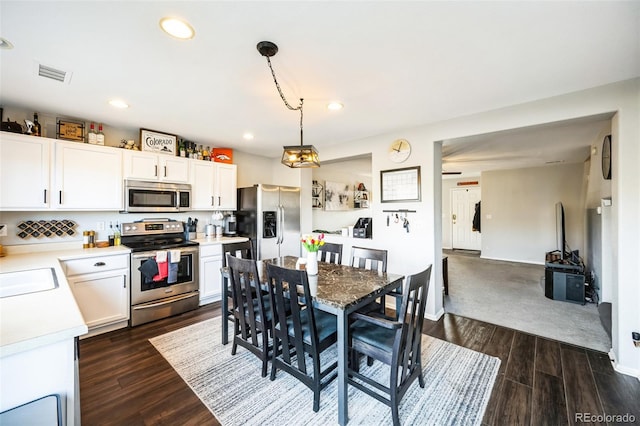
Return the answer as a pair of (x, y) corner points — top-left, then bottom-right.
(544, 251), (585, 305)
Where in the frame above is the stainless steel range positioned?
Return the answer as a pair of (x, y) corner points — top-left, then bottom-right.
(121, 219), (199, 327)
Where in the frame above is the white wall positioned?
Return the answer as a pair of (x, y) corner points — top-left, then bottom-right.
(480, 163), (584, 264)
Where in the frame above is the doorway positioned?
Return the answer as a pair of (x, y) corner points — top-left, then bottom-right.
(450, 187), (481, 251)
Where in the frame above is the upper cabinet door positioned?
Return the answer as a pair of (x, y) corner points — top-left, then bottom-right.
(214, 163), (237, 210)
(190, 160), (216, 210)
(123, 150), (160, 181)
(162, 157), (189, 183)
(123, 150), (189, 183)
(54, 141), (123, 210)
(0, 133), (51, 210)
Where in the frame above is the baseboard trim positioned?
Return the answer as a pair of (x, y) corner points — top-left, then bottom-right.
(426, 308), (444, 321)
(609, 349), (640, 380)
(480, 255), (545, 266)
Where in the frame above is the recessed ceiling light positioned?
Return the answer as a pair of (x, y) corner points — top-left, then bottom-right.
(243, 132), (254, 140)
(0, 37), (14, 49)
(159, 17), (195, 40)
(109, 99), (129, 109)
(327, 102), (343, 111)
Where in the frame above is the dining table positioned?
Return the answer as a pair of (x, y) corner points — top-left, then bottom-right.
(220, 255), (404, 425)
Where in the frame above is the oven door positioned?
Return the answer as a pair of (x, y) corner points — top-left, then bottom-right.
(131, 246), (199, 305)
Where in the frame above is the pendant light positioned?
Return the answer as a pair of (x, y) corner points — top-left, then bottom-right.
(257, 41), (320, 168)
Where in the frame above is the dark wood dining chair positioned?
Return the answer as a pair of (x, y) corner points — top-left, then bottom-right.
(317, 242), (343, 264)
(350, 246), (389, 313)
(227, 254), (272, 377)
(265, 263), (338, 412)
(221, 240), (254, 344)
(350, 246), (387, 272)
(348, 265), (432, 426)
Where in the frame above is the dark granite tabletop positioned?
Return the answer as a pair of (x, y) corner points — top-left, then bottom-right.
(256, 256), (404, 311)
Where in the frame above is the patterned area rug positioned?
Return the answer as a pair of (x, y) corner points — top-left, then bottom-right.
(150, 317), (500, 426)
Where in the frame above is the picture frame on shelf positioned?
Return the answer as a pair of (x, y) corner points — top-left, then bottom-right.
(140, 128), (177, 156)
(380, 166), (421, 203)
(56, 118), (85, 142)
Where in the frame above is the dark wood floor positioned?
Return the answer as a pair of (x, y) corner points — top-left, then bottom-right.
(79, 304), (639, 425)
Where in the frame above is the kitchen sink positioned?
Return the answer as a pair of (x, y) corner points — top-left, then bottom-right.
(0, 268), (59, 298)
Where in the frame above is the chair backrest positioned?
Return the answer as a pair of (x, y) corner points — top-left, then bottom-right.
(350, 246), (387, 273)
(227, 255), (269, 344)
(318, 242), (343, 264)
(266, 263), (317, 374)
(222, 240), (254, 267)
(394, 265), (432, 382)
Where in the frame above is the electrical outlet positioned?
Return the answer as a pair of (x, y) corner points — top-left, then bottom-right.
(0, 224), (7, 237)
(97, 221), (105, 231)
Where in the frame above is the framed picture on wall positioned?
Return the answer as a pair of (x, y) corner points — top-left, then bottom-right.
(380, 166), (421, 202)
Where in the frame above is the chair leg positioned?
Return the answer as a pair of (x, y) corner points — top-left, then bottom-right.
(231, 319), (239, 355)
(391, 400), (400, 426)
(390, 383), (400, 426)
(350, 349), (360, 372)
(270, 336), (279, 381)
(260, 328), (269, 377)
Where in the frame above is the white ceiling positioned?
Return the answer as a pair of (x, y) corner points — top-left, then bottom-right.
(1, 1), (638, 171)
(441, 113), (614, 176)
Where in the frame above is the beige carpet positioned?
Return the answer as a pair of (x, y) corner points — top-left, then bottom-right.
(444, 252), (610, 352)
(150, 317), (501, 426)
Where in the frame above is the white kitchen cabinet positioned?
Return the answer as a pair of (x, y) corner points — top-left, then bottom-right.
(123, 150), (189, 183)
(190, 160), (217, 210)
(199, 244), (223, 305)
(0, 133), (52, 210)
(62, 253), (130, 337)
(54, 141), (123, 210)
(190, 161), (237, 210)
(215, 163), (237, 210)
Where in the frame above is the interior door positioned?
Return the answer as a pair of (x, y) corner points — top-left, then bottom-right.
(451, 187), (481, 250)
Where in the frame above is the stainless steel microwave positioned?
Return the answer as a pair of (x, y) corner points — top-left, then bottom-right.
(123, 180), (191, 213)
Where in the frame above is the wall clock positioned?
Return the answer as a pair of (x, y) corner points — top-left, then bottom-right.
(601, 135), (611, 180)
(389, 139), (411, 163)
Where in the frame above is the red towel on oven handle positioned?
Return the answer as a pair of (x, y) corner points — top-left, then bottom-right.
(153, 251), (169, 282)
(153, 261), (168, 281)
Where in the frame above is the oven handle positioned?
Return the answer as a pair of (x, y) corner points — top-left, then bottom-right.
(132, 247), (199, 259)
(132, 292), (198, 309)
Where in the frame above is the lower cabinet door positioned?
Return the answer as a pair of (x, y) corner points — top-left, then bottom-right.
(68, 270), (129, 328)
(199, 255), (222, 304)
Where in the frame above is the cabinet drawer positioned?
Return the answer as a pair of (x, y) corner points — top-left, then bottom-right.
(64, 254), (129, 276)
(200, 244), (223, 258)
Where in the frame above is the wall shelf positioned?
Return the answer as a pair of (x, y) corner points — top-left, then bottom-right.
(354, 190), (369, 209)
(312, 181), (324, 209)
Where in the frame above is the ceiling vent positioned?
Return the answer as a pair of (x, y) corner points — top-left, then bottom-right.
(34, 61), (73, 84)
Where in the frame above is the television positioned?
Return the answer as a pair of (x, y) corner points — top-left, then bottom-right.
(555, 202), (566, 260)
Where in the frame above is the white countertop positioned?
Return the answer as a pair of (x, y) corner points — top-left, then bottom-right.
(0, 245), (130, 358)
(193, 236), (249, 246)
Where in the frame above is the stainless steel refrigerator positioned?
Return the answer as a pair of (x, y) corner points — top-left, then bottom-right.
(236, 184), (301, 259)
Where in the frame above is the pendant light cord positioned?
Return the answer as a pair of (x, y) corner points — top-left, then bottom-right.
(265, 56), (304, 145)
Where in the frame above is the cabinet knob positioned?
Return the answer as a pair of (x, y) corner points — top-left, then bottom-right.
(94, 261), (106, 267)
